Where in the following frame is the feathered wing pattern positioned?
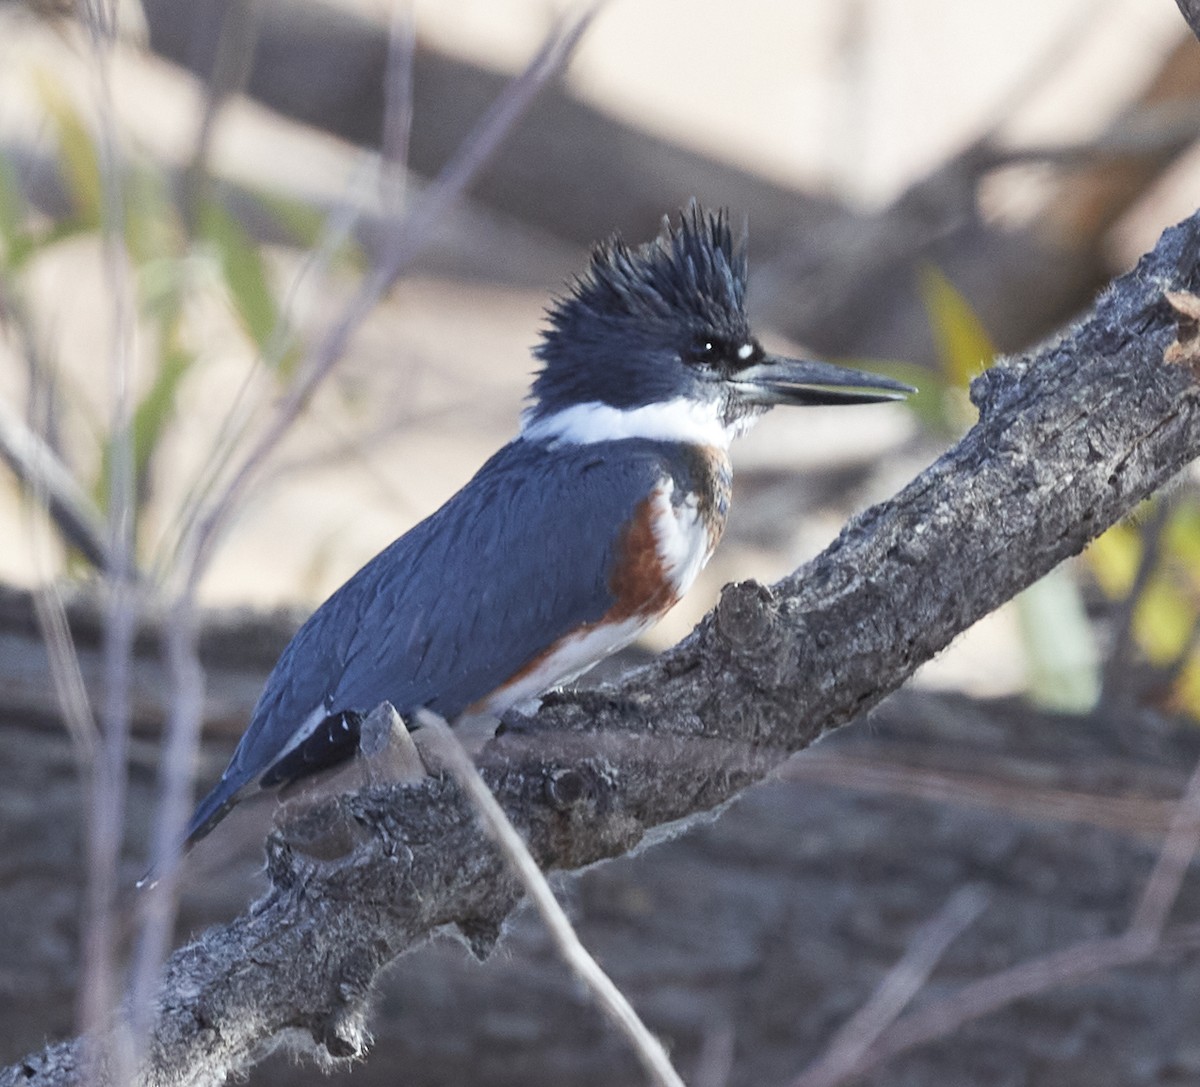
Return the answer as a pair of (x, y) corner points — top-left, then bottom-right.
(185, 438), (692, 844)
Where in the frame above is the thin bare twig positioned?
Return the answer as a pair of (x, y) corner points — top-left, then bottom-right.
(182, 2), (603, 590)
(782, 753), (1200, 1087)
(182, 0), (261, 226)
(1098, 496), (1173, 710)
(23, 326), (101, 769)
(77, 3), (139, 1082)
(0, 396), (112, 571)
(29, 586), (99, 763)
(779, 751), (1178, 838)
(381, 0), (416, 202)
(0, 267), (109, 570)
(823, 925), (1200, 1086)
(1129, 756), (1200, 940)
(417, 709), (687, 1087)
(127, 601), (206, 1048)
(789, 887), (989, 1087)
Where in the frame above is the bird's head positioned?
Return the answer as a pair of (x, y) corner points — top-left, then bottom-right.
(522, 204), (912, 449)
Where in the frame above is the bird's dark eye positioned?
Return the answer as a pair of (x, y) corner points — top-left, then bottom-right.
(686, 335), (762, 371)
(687, 336), (722, 366)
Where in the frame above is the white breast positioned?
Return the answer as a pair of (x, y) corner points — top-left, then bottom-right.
(650, 477), (714, 598)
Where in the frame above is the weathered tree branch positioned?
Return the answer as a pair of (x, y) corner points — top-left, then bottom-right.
(6, 210), (1200, 1086)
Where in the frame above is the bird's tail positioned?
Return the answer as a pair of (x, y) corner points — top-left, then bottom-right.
(183, 776), (242, 848)
(136, 776), (241, 889)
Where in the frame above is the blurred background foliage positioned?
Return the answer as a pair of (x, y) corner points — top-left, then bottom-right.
(0, 0), (1198, 720)
(4, 3), (1200, 1085)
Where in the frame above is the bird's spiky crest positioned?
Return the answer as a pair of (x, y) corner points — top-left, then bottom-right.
(543, 204), (747, 342)
(529, 205), (750, 416)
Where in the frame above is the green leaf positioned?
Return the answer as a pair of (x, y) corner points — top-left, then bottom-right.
(0, 155), (31, 266)
(1133, 577), (1196, 665)
(131, 336), (195, 484)
(1015, 567), (1101, 713)
(1171, 652), (1200, 721)
(34, 71), (102, 228)
(124, 164), (183, 267)
(198, 201), (280, 355)
(918, 264), (996, 390)
(1164, 500), (1200, 568)
(1084, 520), (1141, 599)
(252, 188), (330, 250)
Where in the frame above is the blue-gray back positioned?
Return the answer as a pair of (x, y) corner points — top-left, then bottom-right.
(222, 436), (699, 792)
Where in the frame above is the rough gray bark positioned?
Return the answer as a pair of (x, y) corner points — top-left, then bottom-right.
(284, 692), (1200, 1087)
(6, 200), (1200, 1086)
(6, 686), (1200, 1087)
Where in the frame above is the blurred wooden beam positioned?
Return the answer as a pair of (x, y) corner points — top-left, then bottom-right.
(138, 0), (844, 248)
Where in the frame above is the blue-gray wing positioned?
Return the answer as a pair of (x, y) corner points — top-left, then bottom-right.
(196, 437), (682, 828)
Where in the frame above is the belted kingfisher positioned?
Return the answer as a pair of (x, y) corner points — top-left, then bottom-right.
(183, 205), (911, 847)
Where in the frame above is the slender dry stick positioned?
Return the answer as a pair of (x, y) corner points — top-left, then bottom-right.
(1097, 497), (1173, 711)
(0, 273), (111, 569)
(23, 367), (100, 768)
(1129, 756), (1200, 940)
(155, 2), (411, 587)
(76, 4), (140, 1083)
(182, 1), (603, 591)
(126, 601), (207, 1050)
(789, 886), (989, 1087)
(418, 710), (688, 1087)
(129, 0), (415, 1039)
(780, 751), (1177, 837)
(382, 0), (416, 197)
(824, 925), (1200, 1086)
(784, 752), (1200, 1087)
(181, 0), (261, 227)
(0, 396), (112, 571)
(30, 586), (99, 764)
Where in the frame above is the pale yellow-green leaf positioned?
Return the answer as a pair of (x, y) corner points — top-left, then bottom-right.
(0, 155), (30, 264)
(1133, 576), (1198, 666)
(1083, 521), (1142, 599)
(1164, 502), (1200, 569)
(199, 202), (280, 356)
(1170, 651), (1200, 721)
(918, 264), (996, 390)
(33, 71), (102, 227)
(124, 164), (183, 267)
(132, 337), (194, 482)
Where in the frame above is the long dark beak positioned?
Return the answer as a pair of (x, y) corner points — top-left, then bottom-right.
(732, 355), (915, 407)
